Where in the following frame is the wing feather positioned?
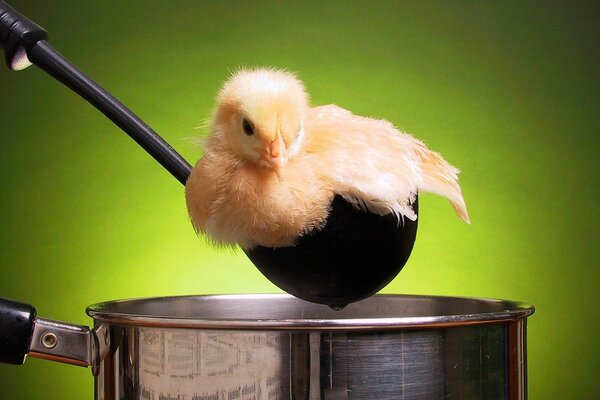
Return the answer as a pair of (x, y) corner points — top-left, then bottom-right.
(304, 105), (469, 223)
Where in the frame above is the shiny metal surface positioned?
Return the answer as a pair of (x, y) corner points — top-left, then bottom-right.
(87, 294), (533, 330)
(29, 318), (111, 374)
(29, 317), (93, 367)
(95, 321), (528, 400)
(87, 295), (533, 399)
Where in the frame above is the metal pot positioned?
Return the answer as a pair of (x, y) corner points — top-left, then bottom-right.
(1, 294), (533, 399)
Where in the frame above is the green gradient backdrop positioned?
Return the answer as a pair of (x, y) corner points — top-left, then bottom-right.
(0, 1), (598, 398)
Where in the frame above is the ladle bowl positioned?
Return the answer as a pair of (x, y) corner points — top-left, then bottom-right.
(246, 196), (418, 308)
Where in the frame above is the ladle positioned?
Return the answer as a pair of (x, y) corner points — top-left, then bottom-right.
(0, 1), (417, 308)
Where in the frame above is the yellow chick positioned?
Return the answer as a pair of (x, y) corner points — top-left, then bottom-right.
(185, 68), (469, 249)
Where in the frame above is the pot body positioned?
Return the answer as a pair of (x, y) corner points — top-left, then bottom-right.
(88, 295), (531, 400)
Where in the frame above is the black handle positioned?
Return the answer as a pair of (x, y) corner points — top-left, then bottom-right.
(0, 0), (47, 70)
(0, 297), (36, 365)
(0, 1), (192, 185)
(27, 41), (192, 185)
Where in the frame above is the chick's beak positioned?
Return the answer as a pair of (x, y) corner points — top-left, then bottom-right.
(260, 133), (287, 178)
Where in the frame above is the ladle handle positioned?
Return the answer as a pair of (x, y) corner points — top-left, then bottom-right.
(0, 297), (36, 365)
(0, 0), (47, 70)
(0, 1), (192, 185)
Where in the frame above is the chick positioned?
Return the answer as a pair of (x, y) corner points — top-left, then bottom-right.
(185, 68), (469, 249)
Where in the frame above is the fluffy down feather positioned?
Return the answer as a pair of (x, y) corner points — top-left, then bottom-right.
(185, 68), (469, 249)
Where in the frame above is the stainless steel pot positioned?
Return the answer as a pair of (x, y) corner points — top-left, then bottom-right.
(1, 294), (533, 399)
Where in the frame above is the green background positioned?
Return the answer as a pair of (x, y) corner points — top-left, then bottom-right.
(0, 0), (598, 398)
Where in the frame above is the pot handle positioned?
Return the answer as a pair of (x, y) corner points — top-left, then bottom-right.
(0, 297), (106, 369)
(0, 297), (37, 365)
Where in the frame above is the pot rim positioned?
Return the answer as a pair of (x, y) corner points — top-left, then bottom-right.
(85, 294), (534, 331)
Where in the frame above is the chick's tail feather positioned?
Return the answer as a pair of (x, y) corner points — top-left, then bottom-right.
(416, 145), (471, 224)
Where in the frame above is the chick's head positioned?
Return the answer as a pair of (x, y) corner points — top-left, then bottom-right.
(213, 68), (309, 175)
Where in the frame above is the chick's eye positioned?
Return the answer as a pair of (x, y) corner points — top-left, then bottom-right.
(242, 118), (254, 136)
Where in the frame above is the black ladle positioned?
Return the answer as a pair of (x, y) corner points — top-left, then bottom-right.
(0, 1), (417, 308)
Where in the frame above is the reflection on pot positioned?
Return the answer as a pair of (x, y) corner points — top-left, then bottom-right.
(137, 329), (288, 400)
